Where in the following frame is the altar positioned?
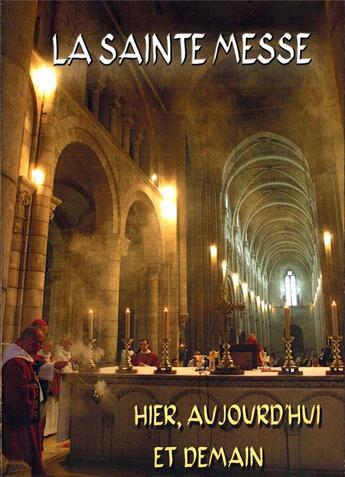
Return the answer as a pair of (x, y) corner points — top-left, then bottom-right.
(62, 367), (344, 475)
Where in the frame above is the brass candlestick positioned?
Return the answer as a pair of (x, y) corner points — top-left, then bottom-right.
(278, 336), (303, 375)
(211, 342), (244, 375)
(83, 338), (96, 371)
(326, 336), (344, 375)
(116, 338), (138, 374)
(154, 339), (176, 374)
(207, 351), (219, 372)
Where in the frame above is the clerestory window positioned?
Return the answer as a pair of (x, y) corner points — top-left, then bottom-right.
(285, 270), (297, 306)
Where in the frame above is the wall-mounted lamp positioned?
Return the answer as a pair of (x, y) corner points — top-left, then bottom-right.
(32, 168), (45, 187)
(151, 173), (158, 185)
(31, 65), (57, 97)
(30, 66), (57, 184)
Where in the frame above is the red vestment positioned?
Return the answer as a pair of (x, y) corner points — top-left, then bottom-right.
(131, 351), (160, 367)
(2, 357), (44, 476)
(246, 336), (263, 366)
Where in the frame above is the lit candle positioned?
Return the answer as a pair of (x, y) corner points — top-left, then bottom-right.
(164, 307), (169, 340)
(88, 309), (94, 342)
(284, 305), (291, 338)
(125, 308), (130, 340)
(331, 301), (338, 337)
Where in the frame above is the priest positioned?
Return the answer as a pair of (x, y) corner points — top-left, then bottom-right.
(131, 339), (160, 367)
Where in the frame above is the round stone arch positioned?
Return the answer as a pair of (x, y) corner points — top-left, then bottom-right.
(44, 133), (121, 361)
(222, 131), (312, 198)
(225, 274), (235, 304)
(54, 123), (120, 230)
(121, 185), (164, 247)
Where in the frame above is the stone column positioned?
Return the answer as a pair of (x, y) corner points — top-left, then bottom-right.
(251, 254), (256, 290)
(133, 128), (144, 166)
(242, 241), (248, 281)
(122, 113), (134, 155)
(255, 318), (260, 342)
(135, 268), (147, 342)
(89, 81), (104, 120)
(22, 193), (60, 327)
(109, 96), (122, 142)
(2, 1), (37, 318)
(21, 92), (59, 327)
(146, 266), (160, 353)
(3, 178), (35, 341)
(99, 233), (130, 363)
(233, 226), (239, 273)
(44, 267), (64, 341)
(178, 313), (189, 345)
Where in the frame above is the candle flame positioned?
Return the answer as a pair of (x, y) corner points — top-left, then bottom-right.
(331, 301), (336, 306)
(126, 307), (130, 312)
(89, 309), (93, 313)
(164, 307), (168, 312)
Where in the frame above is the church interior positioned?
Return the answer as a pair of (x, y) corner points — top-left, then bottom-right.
(2, 1), (344, 476)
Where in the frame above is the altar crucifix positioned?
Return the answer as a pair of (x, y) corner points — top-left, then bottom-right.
(211, 285), (245, 374)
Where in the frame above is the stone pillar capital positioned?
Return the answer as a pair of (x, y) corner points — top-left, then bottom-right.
(113, 233), (131, 257)
(110, 94), (123, 110)
(15, 176), (36, 219)
(179, 313), (189, 328)
(87, 74), (106, 91)
(50, 195), (62, 220)
(133, 127), (144, 144)
(19, 190), (32, 208)
(146, 263), (162, 276)
(122, 111), (135, 128)
(18, 176), (35, 207)
(88, 79), (105, 119)
(122, 112), (134, 153)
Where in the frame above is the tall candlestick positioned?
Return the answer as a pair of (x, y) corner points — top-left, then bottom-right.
(125, 308), (130, 340)
(331, 301), (338, 337)
(284, 305), (291, 338)
(164, 307), (169, 340)
(88, 309), (94, 342)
